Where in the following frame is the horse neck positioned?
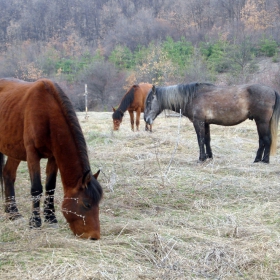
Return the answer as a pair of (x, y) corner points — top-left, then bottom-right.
(51, 125), (89, 190)
(49, 84), (90, 190)
(118, 88), (134, 112)
(159, 86), (189, 114)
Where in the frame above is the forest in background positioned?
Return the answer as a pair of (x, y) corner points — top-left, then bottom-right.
(0, 0), (280, 110)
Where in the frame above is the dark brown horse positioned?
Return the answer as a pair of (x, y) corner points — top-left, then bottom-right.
(0, 78), (103, 239)
(144, 82), (280, 163)
(112, 83), (153, 131)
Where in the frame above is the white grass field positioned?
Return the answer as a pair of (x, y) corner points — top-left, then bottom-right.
(1, 111), (280, 279)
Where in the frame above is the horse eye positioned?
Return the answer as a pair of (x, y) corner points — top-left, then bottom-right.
(83, 201), (91, 209)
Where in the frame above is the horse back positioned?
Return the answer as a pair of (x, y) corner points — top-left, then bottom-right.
(190, 83), (276, 125)
(128, 83), (152, 111)
(0, 79), (62, 160)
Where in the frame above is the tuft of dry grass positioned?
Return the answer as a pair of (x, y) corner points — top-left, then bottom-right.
(1, 111), (280, 279)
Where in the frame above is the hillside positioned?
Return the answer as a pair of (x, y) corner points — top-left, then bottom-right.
(1, 0), (280, 111)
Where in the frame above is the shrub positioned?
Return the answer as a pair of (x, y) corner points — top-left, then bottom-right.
(200, 40), (231, 73)
(258, 38), (278, 57)
(109, 45), (134, 69)
(162, 36), (193, 70)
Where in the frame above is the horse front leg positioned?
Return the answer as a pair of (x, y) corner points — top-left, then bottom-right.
(205, 123), (213, 159)
(27, 149), (43, 228)
(128, 110), (134, 131)
(193, 120), (207, 161)
(3, 157), (22, 220)
(145, 123), (152, 132)
(44, 156), (58, 224)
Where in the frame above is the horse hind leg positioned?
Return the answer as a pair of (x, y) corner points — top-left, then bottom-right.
(136, 109), (141, 131)
(254, 138), (265, 163)
(261, 134), (271, 163)
(255, 122), (271, 163)
(3, 157), (22, 220)
(43, 157), (58, 225)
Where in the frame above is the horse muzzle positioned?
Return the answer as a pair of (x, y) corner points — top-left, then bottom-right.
(145, 117), (153, 125)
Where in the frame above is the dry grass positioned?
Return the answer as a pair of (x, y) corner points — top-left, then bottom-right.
(1, 111), (280, 279)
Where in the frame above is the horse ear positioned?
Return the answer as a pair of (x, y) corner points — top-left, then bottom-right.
(112, 106), (116, 112)
(82, 170), (92, 186)
(152, 85), (156, 95)
(93, 170), (100, 180)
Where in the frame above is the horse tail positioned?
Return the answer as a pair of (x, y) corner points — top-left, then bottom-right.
(0, 153), (5, 198)
(270, 91), (280, 155)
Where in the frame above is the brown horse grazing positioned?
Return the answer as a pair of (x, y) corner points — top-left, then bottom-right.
(112, 83), (153, 131)
(0, 78), (103, 239)
(144, 83), (280, 163)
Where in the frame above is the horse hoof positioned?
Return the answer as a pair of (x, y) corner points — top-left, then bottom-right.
(44, 215), (58, 224)
(7, 212), (23, 221)
(45, 222), (59, 229)
(13, 217), (26, 226)
(29, 216), (42, 228)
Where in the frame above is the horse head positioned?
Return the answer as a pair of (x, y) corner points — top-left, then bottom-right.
(112, 106), (123, 130)
(144, 85), (160, 125)
(62, 170), (103, 240)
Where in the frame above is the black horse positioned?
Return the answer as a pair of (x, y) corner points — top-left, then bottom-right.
(144, 83), (280, 163)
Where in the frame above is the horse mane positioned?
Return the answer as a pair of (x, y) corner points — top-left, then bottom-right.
(156, 82), (215, 111)
(44, 80), (102, 202)
(112, 85), (136, 120)
(48, 81), (90, 171)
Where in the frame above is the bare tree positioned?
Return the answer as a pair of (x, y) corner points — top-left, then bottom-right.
(75, 60), (127, 110)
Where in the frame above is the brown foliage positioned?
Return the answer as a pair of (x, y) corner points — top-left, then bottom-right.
(241, 0), (277, 31)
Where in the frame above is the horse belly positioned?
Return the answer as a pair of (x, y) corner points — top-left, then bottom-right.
(204, 107), (248, 126)
(0, 146), (26, 161)
(0, 122), (26, 160)
(0, 115), (24, 161)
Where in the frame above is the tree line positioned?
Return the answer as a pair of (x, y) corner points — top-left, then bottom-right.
(0, 0), (280, 111)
